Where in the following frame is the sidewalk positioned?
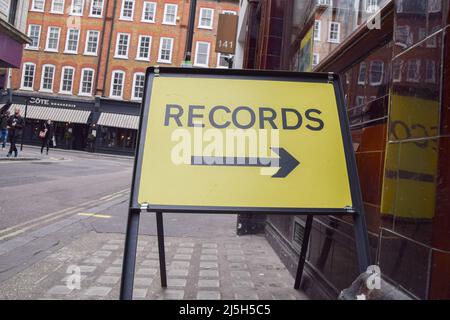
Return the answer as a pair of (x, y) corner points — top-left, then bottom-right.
(0, 231), (308, 300)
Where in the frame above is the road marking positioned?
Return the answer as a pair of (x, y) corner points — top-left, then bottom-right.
(0, 189), (129, 241)
(78, 213), (112, 219)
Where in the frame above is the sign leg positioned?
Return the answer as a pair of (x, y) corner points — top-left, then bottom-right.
(294, 215), (313, 289)
(120, 208), (141, 300)
(353, 213), (371, 273)
(156, 211), (167, 287)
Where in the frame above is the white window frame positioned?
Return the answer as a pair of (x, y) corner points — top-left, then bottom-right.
(120, 0), (135, 21)
(393, 59), (403, 83)
(369, 60), (384, 86)
(193, 41), (210, 67)
(64, 28), (80, 54)
(163, 3), (178, 25)
(425, 59), (436, 84)
(70, 0), (84, 16)
(141, 1), (156, 23)
(328, 22), (340, 43)
(78, 68), (95, 96)
(216, 53), (231, 69)
(84, 30), (100, 56)
(45, 26), (60, 52)
(59, 66), (75, 94)
(50, 0), (65, 14)
(157, 37), (173, 64)
(20, 62), (36, 90)
(31, 0), (46, 12)
(313, 53), (320, 67)
(26, 24), (41, 50)
(136, 35), (152, 61)
(40, 64), (56, 92)
(114, 33), (130, 59)
(110, 70), (125, 99)
(314, 20), (321, 41)
(131, 72), (145, 101)
(89, 0), (104, 18)
(358, 62), (367, 85)
(198, 7), (214, 29)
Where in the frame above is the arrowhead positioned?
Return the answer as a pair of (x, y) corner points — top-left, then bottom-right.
(271, 148), (300, 178)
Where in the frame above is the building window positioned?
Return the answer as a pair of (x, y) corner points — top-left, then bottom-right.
(142, 2), (156, 22)
(395, 25), (413, 48)
(222, 10), (237, 15)
(45, 26), (60, 51)
(84, 30), (100, 55)
(132, 73), (145, 100)
(312, 53), (320, 67)
(120, 0), (134, 20)
(163, 4), (177, 25)
(79, 68), (94, 95)
(369, 60), (384, 85)
(60, 66), (75, 93)
(392, 59), (403, 82)
(70, 0), (84, 15)
(428, 0), (442, 13)
(136, 35), (151, 61)
(65, 28), (80, 53)
(40, 64), (55, 92)
(115, 33), (130, 58)
(110, 70), (125, 98)
(198, 8), (214, 29)
(50, 0), (65, 13)
(406, 59), (421, 83)
(194, 41), (210, 67)
(21, 63), (36, 90)
(31, 0), (45, 11)
(314, 20), (321, 41)
(157, 37), (173, 63)
(328, 22), (340, 43)
(89, 0), (103, 17)
(366, 0), (379, 13)
(216, 53), (231, 68)
(357, 62), (367, 85)
(318, 0), (332, 5)
(425, 59), (436, 83)
(26, 24), (41, 50)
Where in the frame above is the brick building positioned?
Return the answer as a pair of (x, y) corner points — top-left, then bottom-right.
(6, 0), (239, 153)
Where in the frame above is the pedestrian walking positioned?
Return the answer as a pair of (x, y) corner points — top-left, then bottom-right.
(39, 119), (54, 155)
(0, 109), (9, 150)
(6, 107), (25, 158)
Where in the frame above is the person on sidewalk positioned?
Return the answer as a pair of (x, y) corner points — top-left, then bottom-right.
(0, 110), (9, 150)
(6, 107), (25, 158)
(40, 119), (54, 155)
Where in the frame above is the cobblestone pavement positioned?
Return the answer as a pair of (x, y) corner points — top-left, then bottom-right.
(0, 232), (308, 300)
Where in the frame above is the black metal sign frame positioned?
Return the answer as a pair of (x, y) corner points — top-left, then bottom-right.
(120, 67), (371, 299)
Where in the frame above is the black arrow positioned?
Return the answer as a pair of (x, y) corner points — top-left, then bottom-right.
(191, 147), (300, 178)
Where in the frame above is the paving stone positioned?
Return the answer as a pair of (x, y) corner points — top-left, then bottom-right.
(179, 242), (195, 248)
(232, 280), (255, 288)
(201, 249), (218, 255)
(107, 239), (124, 245)
(200, 255), (218, 261)
(235, 292), (259, 300)
(176, 248), (194, 254)
(93, 250), (112, 257)
(202, 243), (218, 248)
(228, 263), (248, 270)
(231, 271), (251, 279)
(167, 278), (187, 287)
(133, 288), (148, 299)
(82, 257), (104, 264)
(226, 249), (244, 255)
(199, 270), (219, 277)
(134, 278), (153, 287)
(200, 262), (218, 269)
(224, 244), (241, 249)
(173, 254), (192, 260)
(61, 275), (87, 283)
(146, 253), (159, 259)
(197, 291), (221, 300)
(105, 267), (122, 274)
(141, 260), (159, 267)
(168, 269), (189, 277)
(96, 275), (120, 285)
(112, 259), (123, 265)
(47, 285), (73, 295)
(136, 268), (158, 276)
(170, 261), (190, 269)
(271, 292), (296, 300)
(102, 244), (119, 250)
(84, 286), (112, 297)
(227, 255), (245, 262)
(160, 289), (185, 300)
(79, 265), (97, 273)
(198, 279), (220, 288)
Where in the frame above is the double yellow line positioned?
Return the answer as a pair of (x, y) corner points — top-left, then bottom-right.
(0, 188), (129, 241)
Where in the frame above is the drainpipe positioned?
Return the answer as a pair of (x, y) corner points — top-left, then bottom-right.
(101, 0), (118, 97)
(94, 0), (110, 97)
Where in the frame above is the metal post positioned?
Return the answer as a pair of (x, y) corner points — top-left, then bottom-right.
(294, 215), (314, 289)
(183, 0), (197, 64)
(156, 211), (167, 287)
(353, 212), (371, 273)
(20, 98), (28, 151)
(119, 208), (141, 300)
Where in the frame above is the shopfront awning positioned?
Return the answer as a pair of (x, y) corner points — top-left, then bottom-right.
(8, 104), (91, 124)
(97, 112), (140, 130)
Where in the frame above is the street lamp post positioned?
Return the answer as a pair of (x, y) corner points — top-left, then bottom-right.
(183, 0), (197, 66)
(20, 98), (29, 151)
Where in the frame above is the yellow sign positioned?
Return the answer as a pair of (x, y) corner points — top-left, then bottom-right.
(134, 69), (354, 212)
